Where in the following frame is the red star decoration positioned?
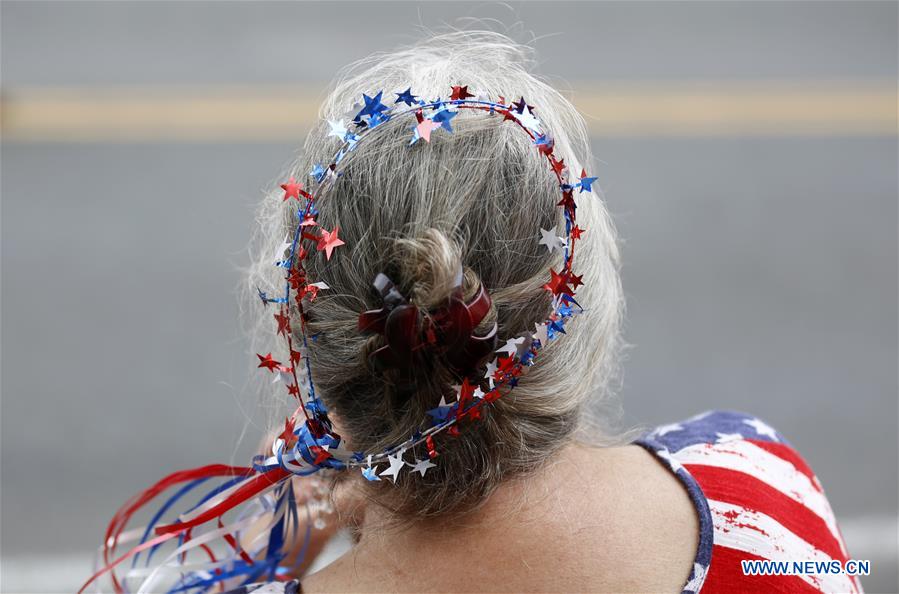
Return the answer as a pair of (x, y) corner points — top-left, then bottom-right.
(457, 378), (475, 412)
(300, 214), (317, 227)
(543, 268), (573, 297)
(286, 383), (300, 398)
(288, 268), (305, 290)
(498, 355), (517, 374)
(537, 137), (554, 156)
(309, 445), (332, 465)
(550, 156), (566, 176)
(280, 177), (303, 202)
(304, 284), (322, 302)
(557, 190), (576, 221)
(483, 389), (501, 403)
(568, 272), (584, 290)
(290, 349), (302, 366)
(256, 353), (281, 372)
(274, 311), (290, 336)
(570, 225), (585, 240)
(450, 85), (474, 100)
(426, 435), (438, 459)
(316, 226), (345, 260)
(460, 404), (483, 423)
(492, 355), (517, 382)
(280, 417), (296, 444)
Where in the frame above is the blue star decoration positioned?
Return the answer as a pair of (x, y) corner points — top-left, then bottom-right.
(361, 466), (381, 481)
(511, 97), (533, 114)
(395, 87), (418, 106)
(431, 107), (458, 132)
(367, 110), (390, 129)
(426, 397), (454, 423)
(547, 318), (567, 339)
(309, 163), (326, 182)
(577, 169), (598, 193)
(534, 133), (554, 152)
(354, 91), (389, 122)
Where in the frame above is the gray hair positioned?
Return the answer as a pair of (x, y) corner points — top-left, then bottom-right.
(244, 31), (623, 517)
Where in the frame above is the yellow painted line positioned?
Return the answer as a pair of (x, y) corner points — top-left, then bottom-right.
(1, 82), (896, 142)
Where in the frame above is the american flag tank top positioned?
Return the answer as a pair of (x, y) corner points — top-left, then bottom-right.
(636, 410), (862, 593)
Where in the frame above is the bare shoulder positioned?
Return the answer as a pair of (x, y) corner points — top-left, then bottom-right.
(301, 444), (699, 593)
(547, 444), (700, 592)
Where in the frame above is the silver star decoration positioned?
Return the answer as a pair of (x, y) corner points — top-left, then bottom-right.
(516, 107), (542, 133)
(273, 370), (294, 385)
(410, 458), (436, 477)
(496, 336), (525, 356)
(539, 227), (564, 252)
(533, 322), (549, 346)
(327, 119), (347, 139)
(275, 235), (293, 262)
(379, 451), (406, 483)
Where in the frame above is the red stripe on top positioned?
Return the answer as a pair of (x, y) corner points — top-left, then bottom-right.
(746, 439), (822, 493)
(703, 545), (824, 593)
(685, 463), (848, 564)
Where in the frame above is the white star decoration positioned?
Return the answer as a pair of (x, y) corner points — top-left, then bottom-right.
(379, 452), (406, 483)
(484, 358), (498, 387)
(496, 336), (525, 356)
(327, 119), (347, 139)
(743, 418), (779, 441)
(516, 107), (542, 133)
(683, 562), (708, 592)
(539, 227), (564, 252)
(275, 235), (293, 262)
(533, 322), (549, 346)
(273, 370), (294, 385)
(410, 458), (436, 477)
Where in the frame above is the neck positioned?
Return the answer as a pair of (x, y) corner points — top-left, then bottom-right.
(330, 442), (618, 589)
(301, 440), (701, 593)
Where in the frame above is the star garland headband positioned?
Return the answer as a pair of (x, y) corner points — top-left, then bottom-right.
(80, 85), (597, 594)
(255, 84), (596, 482)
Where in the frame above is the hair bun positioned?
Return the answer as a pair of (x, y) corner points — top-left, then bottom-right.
(358, 229), (498, 377)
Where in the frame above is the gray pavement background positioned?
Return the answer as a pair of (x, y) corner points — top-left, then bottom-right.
(2, 2), (897, 592)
